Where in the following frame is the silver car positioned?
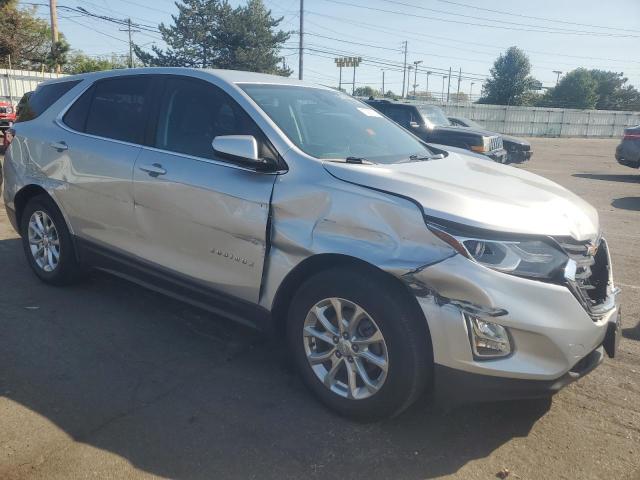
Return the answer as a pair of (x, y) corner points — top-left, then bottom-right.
(2, 68), (622, 420)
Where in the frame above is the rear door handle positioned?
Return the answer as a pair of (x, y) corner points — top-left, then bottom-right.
(49, 141), (68, 151)
(139, 163), (167, 177)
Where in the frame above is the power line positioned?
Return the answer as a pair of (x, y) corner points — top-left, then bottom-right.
(305, 10), (640, 70)
(376, 0), (639, 37)
(318, 0), (640, 38)
(436, 0), (640, 34)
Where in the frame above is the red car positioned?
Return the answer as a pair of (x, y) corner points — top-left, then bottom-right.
(1, 100), (16, 151)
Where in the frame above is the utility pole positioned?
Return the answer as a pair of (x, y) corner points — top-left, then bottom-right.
(426, 71), (432, 97)
(352, 61), (357, 95)
(413, 60), (422, 97)
(470, 82), (475, 98)
(49, 0), (60, 73)
(298, 0), (304, 80)
(441, 75), (447, 102)
(456, 67), (462, 100)
(401, 41), (408, 98)
(381, 70), (385, 96)
(406, 65), (413, 98)
(553, 70), (562, 85)
(446, 67), (452, 102)
(119, 18), (139, 68)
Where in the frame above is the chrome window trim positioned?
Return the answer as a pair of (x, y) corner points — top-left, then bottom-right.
(54, 76), (286, 175)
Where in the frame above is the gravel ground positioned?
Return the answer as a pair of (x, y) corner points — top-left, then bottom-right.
(0, 137), (638, 480)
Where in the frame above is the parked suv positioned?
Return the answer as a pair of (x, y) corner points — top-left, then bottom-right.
(365, 100), (507, 163)
(615, 126), (640, 169)
(448, 116), (532, 164)
(3, 69), (621, 420)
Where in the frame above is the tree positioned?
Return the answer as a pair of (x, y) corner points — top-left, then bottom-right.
(479, 47), (538, 105)
(353, 86), (380, 97)
(134, 0), (291, 75)
(64, 52), (128, 74)
(0, 0), (68, 70)
(589, 70), (640, 111)
(537, 68), (599, 110)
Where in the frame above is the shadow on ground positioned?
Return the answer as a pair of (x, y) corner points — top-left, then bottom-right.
(0, 238), (550, 479)
(623, 320), (640, 341)
(573, 173), (639, 184)
(611, 197), (640, 212)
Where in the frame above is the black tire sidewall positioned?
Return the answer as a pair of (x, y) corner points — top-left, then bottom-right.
(20, 195), (78, 285)
(287, 267), (431, 420)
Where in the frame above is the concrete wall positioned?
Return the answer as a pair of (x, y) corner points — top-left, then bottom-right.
(438, 102), (640, 138)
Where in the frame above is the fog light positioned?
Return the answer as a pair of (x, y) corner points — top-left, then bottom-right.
(465, 314), (511, 359)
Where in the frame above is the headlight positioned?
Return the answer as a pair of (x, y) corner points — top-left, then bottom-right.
(428, 224), (568, 280)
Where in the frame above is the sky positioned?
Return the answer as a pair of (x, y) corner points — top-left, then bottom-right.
(23, 0), (640, 100)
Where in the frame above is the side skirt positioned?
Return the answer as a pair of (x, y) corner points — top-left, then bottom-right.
(75, 237), (272, 331)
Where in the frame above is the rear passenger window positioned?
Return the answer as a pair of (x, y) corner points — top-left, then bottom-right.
(155, 77), (273, 161)
(62, 85), (93, 132)
(16, 79), (81, 122)
(84, 77), (153, 144)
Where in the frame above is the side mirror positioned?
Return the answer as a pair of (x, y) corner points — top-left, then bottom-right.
(212, 135), (259, 162)
(409, 121), (420, 129)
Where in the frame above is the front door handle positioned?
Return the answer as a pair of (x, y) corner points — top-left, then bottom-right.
(49, 141), (68, 151)
(139, 163), (167, 177)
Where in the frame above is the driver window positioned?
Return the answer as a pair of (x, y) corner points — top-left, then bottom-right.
(155, 77), (275, 161)
(386, 107), (412, 128)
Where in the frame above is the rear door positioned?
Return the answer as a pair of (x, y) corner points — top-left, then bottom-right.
(53, 75), (155, 252)
(131, 75), (278, 303)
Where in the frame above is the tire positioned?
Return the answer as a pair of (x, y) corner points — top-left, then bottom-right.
(20, 194), (83, 285)
(287, 267), (432, 420)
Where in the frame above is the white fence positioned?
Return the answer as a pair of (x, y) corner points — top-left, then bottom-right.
(437, 102), (640, 138)
(0, 69), (68, 105)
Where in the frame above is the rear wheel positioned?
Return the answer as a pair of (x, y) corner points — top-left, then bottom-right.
(287, 267), (432, 420)
(20, 195), (83, 285)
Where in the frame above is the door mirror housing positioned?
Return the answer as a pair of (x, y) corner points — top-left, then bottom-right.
(409, 121), (420, 129)
(212, 135), (259, 162)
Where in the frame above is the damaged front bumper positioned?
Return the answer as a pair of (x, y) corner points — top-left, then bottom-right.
(403, 254), (620, 404)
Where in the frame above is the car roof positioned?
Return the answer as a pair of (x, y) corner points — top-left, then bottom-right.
(34, 67), (330, 90)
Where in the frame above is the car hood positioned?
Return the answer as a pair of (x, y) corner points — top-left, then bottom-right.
(433, 125), (497, 138)
(501, 134), (531, 147)
(323, 151), (598, 241)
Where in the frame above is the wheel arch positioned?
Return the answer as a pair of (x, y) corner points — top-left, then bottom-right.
(270, 253), (432, 348)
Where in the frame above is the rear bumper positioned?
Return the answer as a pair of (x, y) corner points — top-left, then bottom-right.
(616, 142), (640, 168)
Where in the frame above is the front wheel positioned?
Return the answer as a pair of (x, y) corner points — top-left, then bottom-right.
(287, 267), (432, 420)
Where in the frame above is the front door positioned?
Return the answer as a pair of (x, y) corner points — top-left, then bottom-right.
(131, 76), (278, 304)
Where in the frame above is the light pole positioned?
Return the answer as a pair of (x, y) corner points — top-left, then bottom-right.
(470, 82), (475, 99)
(426, 71), (432, 97)
(413, 60), (422, 97)
(553, 70), (562, 85)
(381, 70), (385, 96)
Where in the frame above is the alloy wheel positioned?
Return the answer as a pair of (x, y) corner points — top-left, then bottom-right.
(28, 210), (61, 272)
(303, 297), (389, 400)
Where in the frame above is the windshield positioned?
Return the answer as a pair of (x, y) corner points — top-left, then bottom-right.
(417, 105), (451, 127)
(240, 84), (431, 164)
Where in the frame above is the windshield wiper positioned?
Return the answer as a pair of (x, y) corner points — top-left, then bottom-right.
(346, 156), (367, 164)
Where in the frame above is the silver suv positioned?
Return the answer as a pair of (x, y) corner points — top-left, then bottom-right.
(3, 68), (621, 420)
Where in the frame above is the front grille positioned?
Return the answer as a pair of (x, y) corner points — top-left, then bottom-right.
(558, 237), (612, 318)
(489, 136), (503, 151)
(0, 107), (6, 114)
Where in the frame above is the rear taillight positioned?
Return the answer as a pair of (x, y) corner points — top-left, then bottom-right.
(623, 132), (640, 140)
